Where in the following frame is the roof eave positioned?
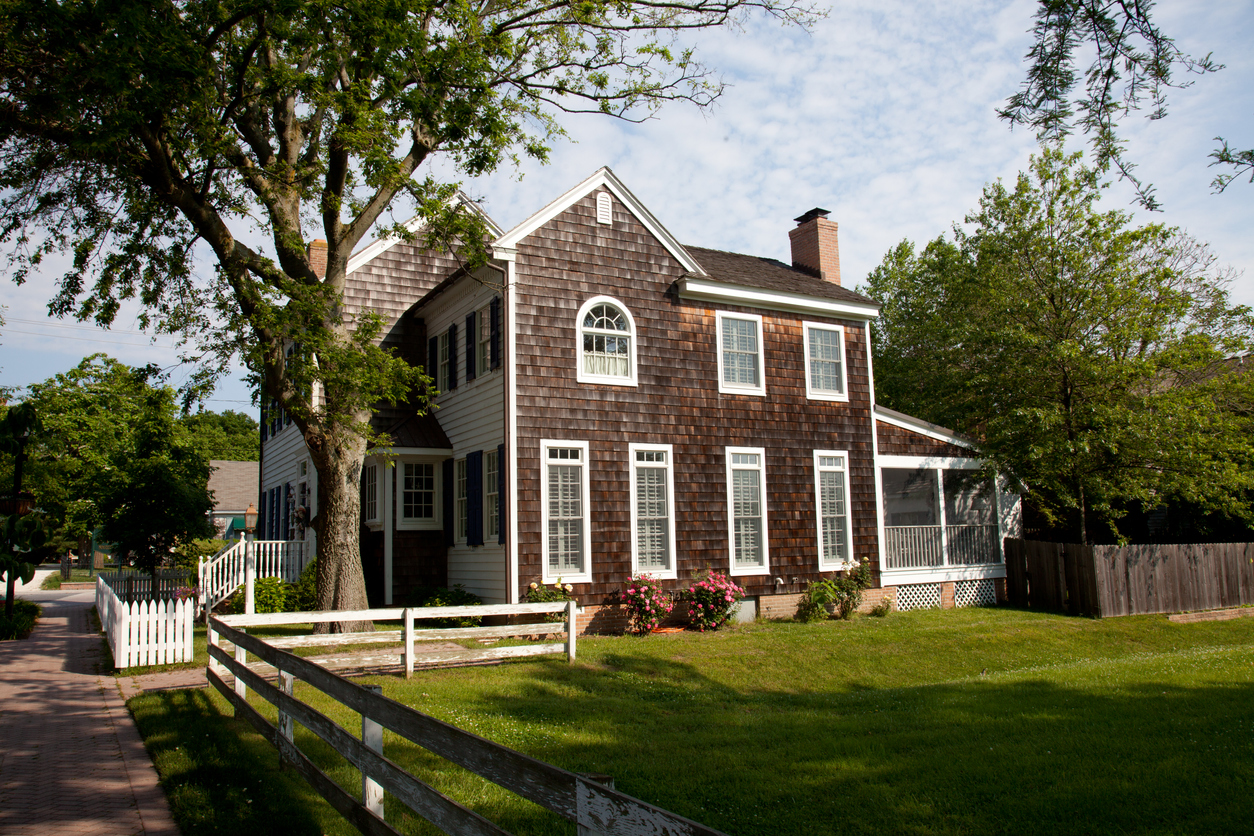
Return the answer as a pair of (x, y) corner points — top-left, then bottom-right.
(676, 276), (880, 320)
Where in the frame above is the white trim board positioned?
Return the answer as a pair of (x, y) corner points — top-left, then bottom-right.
(493, 167), (706, 275)
(874, 405), (976, 450)
(678, 276), (880, 320)
(880, 565), (1007, 585)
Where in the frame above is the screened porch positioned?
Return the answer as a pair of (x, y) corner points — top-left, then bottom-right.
(881, 467), (1002, 570)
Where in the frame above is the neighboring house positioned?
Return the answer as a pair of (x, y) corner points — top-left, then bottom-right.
(206, 460), (259, 539)
(259, 168), (1020, 623)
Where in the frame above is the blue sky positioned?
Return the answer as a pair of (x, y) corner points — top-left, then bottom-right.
(3, 0), (1251, 410)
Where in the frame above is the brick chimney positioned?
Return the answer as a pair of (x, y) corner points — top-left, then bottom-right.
(308, 239), (328, 279)
(788, 208), (841, 285)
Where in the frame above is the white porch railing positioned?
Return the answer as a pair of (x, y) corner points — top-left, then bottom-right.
(96, 576), (195, 669)
(884, 524), (1000, 570)
(198, 540), (310, 617)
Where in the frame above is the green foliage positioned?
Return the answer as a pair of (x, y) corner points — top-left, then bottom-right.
(406, 584), (483, 628)
(524, 578), (574, 624)
(868, 596), (894, 618)
(1000, 2), (1243, 206)
(799, 561), (873, 622)
(2, 510), (47, 618)
(865, 147), (1254, 543)
(0, 599), (40, 640)
(0, 0), (814, 616)
(288, 559), (318, 613)
(619, 574), (674, 634)
(179, 411), (259, 462)
(229, 577), (291, 615)
(686, 569), (745, 631)
(172, 538), (228, 571)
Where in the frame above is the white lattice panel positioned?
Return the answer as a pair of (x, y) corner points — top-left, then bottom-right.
(954, 578), (997, 608)
(895, 583), (942, 611)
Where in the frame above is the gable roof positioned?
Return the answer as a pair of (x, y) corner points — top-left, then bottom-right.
(684, 246), (879, 310)
(493, 167), (706, 275)
(874, 405), (976, 450)
(207, 460), (258, 513)
(347, 192), (503, 275)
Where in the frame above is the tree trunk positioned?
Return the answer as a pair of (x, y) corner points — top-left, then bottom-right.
(311, 430), (373, 633)
(1077, 483), (1088, 546)
(4, 573), (14, 620)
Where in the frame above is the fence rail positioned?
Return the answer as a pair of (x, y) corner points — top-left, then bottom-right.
(98, 569), (193, 603)
(1004, 539), (1254, 617)
(96, 576), (195, 668)
(199, 539), (309, 616)
(207, 604), (726, 835)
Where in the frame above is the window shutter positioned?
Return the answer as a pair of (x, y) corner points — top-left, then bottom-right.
(497, 443), (506, 545)
(257, 499), (266, 540)
(466, 451), (483, 546)
(448, 323), (458, 390)
(428, 336), (438, 386)
(282, 482), (291, 540)
(443, 458), (454, 546)
(465, 312), (477, 381)
(490, 296), (501, 369)
(270, 486), (279, 540)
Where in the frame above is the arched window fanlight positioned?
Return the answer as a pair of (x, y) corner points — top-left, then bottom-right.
(576, 297), (638, 385)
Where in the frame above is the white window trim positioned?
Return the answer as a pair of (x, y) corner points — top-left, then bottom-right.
(628, 443), (678, 580)
(814, 450), (854, 570)
(540, 439), (592, 584)
(362, 459), (381, 528)
(803, 321), (850, 402)
(715, 311), (766, 397)
(725, 446), (770, 577)
(454, 458), (468, 544)
(485, 449), (499, 541)
(476, 306), (493, 377)
(575, 295), (639, 387)
(396, 456), (442, 531)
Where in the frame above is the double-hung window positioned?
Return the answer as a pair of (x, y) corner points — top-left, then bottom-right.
(804, 322), (848, 401)
(398, 460), (440, 530)
(437, 332), (451, 392)
(361, 462), (378, 524)
(541, 440), (591, 583)
(477, 306), (492, 375)
(577, 296), (637, 386)
(716, 312), (766, 396)
(726, 447), (769, 575)
(814, 451), (853, 569)
(455, 458), (469, 542)
(485, 449), (499, 540)
(629, 444), (677, 579)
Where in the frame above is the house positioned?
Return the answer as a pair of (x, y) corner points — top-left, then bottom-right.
(258, 168), (1020, 626)
(206, 459), (259, 540)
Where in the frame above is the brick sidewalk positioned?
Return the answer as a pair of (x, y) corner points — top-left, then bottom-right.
(0, 598), (180, 835)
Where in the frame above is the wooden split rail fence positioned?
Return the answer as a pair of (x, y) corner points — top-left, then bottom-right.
(207, 602), (726, 836)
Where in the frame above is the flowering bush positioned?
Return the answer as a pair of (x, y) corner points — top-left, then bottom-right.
(619, 575), (673, 634)
(685, 570), (745, 631)
(525, 578), (575, 623)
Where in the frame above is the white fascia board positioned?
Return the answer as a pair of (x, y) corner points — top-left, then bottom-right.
(346, 192), (503, 274)
(879, 565), (1007, 585)
(678, 276), (881, 320)
(874, 405), (975, 449)
(493, 167), (706, 275)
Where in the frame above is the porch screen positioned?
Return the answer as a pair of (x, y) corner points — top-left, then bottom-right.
(881, 468), (939, 527)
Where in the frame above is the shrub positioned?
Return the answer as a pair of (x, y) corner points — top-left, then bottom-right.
(172, 537), (229, 570)
(407, 584), (483, 627)
(868, 596), (893, 617)
(525, 578), (575, 623)
(686, 570), (745, 631)
(820, 560), (874, 620)
(229, 577), (290, 614)
(0, 600), (42, 640)
(288, 559), (318, 612)
(620, 574), (673, 634)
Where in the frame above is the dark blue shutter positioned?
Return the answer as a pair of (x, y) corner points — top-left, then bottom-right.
(447, 323), (458, 390)
(490, 296), (501, 370)
(428, 336), (439, 388)
(282, 482), (291, 540)
(442, 459), (455, 546)
(497, 443), (506, 545)
(257, 497), (266, 539)
(467, 450), (483, 546)
(465, 312), (477, 381)
(269, 487), (279, 539)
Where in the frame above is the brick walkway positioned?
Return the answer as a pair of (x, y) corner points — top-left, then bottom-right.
(0, 594), (180, 835)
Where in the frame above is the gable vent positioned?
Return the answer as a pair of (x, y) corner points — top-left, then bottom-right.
(596, 192), (612, 225)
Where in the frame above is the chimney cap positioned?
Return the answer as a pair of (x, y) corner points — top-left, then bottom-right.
(793, 208), (831, 225)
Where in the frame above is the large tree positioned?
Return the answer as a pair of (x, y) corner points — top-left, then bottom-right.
(1001, 0), (1252, 208)
(866, 147), (1254, 543)
(0, 0), (812, 622)
(180, 410), (260, 462)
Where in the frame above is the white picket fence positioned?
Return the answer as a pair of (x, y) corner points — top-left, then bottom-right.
(96, 576), (195, 669)
(198, 539), (310, 617)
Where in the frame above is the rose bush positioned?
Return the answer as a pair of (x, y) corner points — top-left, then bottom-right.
(620, 574), (673, 634)
(686, 570), (745, 631)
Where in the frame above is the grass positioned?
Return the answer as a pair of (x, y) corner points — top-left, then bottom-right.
(129, 607), (1254, 836)
(41, 569), (104, 589)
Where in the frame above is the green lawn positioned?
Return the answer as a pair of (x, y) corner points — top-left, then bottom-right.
(129, 607), (1254, 835)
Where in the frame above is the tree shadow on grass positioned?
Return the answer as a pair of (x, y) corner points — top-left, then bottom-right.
(451, 653), (1254, 836)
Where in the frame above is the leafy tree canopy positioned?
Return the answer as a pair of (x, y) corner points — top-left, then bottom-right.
(0, 0), (814, 618)
(865, 147), (1254, 543)
(1002, 0), (1251, 208)
(180, 410), (259, 462)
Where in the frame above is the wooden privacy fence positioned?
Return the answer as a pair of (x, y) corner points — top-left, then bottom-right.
(207, 604), (727, 836)
(1004, 539), (1254, 617)
(96, 575), (196, 668)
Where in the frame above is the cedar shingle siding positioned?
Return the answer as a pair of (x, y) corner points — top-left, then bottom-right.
(512, 190), (879, 601)
(876, 420), (972, 459)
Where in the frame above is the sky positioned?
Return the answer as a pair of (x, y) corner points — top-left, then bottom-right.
(2, 0), (1251, 411)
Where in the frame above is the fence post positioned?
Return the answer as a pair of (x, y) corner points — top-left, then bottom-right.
(362, 684), (384, 820)
(567, 599), (578, 663)
(207, 618), (220, 675)
(404, 608), (414, 679)
(244, 540), (256, 615)
(278, 669), (295, 771)
(234, 627), (248, 703)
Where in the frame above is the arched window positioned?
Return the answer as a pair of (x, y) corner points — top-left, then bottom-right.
(576, 296), (638, 386)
